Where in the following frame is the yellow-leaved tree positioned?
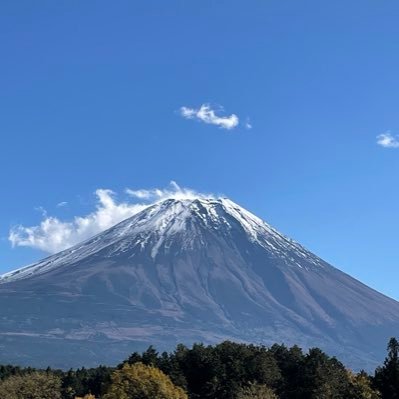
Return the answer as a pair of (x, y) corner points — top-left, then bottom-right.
(347, 371), (381, 399)
(103, 362), (188, 399)
(0, 371), (62, 399)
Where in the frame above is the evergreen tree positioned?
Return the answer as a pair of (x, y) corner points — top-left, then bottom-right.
(61, 366), (113, 398)
(295, 348), (350, 398)
(269, 344), (304, 399)
(158, 349), (188, 390)
(374, 337), (399, 399)
(163, 341), (281, 399)
(142, 345), (160, 366)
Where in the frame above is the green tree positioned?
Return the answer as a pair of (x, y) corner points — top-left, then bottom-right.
(374, 337), (399, 399)
(236, 382), (279, 399)
(0, 371), (62, 399)
(61, 365), (113, 398)
(103, 362), (188, 399)
(166, 341), (281, 399)
(158, 347), (188, 390)
(295, 348), (350, 398)
(269, 344), (304, 399)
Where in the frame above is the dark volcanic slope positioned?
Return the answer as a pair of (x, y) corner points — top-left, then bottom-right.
(0, 198), (398, 369)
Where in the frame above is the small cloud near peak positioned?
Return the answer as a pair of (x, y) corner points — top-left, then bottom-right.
(126, 181), (215, 202)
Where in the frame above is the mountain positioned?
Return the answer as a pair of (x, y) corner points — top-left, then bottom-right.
(0, 197), (398, 369)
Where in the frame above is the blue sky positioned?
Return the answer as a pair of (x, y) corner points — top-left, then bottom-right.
(1, 1), (399, 298)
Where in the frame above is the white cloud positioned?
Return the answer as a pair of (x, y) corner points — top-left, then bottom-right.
(9, 182), (216, 254)
(377, 132), (399, 148)
(180, 104), (239, 130)
(126, 181), (213, 202)
(56, 201), (68, 208)
(9, 189), (148, 254)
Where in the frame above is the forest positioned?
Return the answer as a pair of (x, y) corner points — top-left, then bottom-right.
(1, 338), (399, 399)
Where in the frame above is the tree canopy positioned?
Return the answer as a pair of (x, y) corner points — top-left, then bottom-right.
(1, 338), (397, 399)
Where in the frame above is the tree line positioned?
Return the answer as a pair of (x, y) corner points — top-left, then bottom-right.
(1, 337), (399, 398)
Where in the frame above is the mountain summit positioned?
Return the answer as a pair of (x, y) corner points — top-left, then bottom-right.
(1, 198), (398, 369)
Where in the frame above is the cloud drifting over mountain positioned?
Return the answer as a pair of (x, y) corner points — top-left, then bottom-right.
(126, 181), (214, 201)
(9, 182), (215, 254)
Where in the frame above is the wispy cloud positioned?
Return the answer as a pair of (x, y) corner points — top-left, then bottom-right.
(9, 182), (215, 254)
(126, 181), (213, 202)
(180, 104), (239, 130)
(377, 132), (399, 148)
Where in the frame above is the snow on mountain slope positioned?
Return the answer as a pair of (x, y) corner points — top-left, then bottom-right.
(0, 198), (323, 283)
(0, 197), (398, 370)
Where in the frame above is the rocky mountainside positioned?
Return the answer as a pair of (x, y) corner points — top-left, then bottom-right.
(1, 198), (398, 369)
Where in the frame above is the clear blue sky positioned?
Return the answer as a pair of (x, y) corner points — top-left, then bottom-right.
(1, 1), (399, 299)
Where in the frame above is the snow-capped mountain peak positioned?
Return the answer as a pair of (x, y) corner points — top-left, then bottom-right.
(0, 198), (323, 283)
